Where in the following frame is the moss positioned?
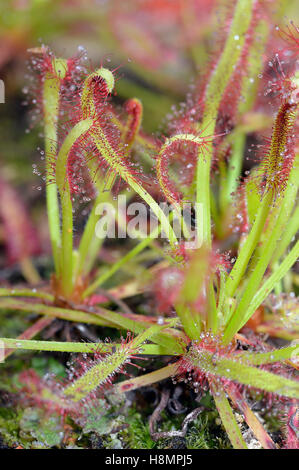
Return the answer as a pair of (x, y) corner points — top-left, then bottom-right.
(122, 411), (156, 449)
(19, 407), (64, 448)
(186, 414), (232, 449)
(118, 393), (232, 450)
(0, 407), (21, 447)
(0, 405), (67, 449)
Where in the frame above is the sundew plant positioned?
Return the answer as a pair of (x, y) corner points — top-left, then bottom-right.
(0, 0), (298, 449)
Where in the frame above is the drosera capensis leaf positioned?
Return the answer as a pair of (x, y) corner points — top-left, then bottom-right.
(81, 67), (179, 248)
(224, 72), (299, 304)
(223, 240), (299, 343)
(238, 344), (299, 366)
(209, 380), (247, 449)
(157, 133), (217, 208)
(184, 344), (299, 399)
(225, 385), (277, 449)
(122, 97), (143, 150)
(41, 51), (68, 275)
(0, 338), (173, 357)
(90, 125), (178, 247)
(115, 362), (180, 394)
(63, 323), (175, 402)
(80, 67), (115, 118)
(0, 298), (184, 353)
(0, 298), (115, 327)
(1, 317), (53, 361)
(196, 0), (255, 246)
(0, 288), (54, 302)
(55, 118), (94, 295)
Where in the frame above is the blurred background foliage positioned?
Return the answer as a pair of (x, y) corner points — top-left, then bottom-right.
(0, 0), (298, 254)
(0, 0), (297, 175)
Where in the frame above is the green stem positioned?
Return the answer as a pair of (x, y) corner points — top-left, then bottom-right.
(0, 298), (113, 326)
(43, 71), (64, 274)
(175, 304), (202, 340)
(20, 257), (41, 285)
(83, 218), (163, 298)
(210, 380), (247, 449)
(249, 177), (298, 274)
(207, 280), (218, 333)
(76, 170), (116, 277)
(196, 0), (254, 245)
(224, 148), (299, 332)
(0, 338), (173, 356)
(240, 344), (299, 366)
(115, 363), (179, 393)
(186, 346), (299, 399)
(196, 121), (215, 246)
(225, 385), (276, 449)
(223, 239), (299, 341)
(0, 288), (54, 302)
(224, 189), (273, 299)
(224, 133), (245, 209)
(272, 204), (299, 264)
(0, 297), (183, 352)
(2, 317), (53, 360)
(55, 118), (94, 296)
